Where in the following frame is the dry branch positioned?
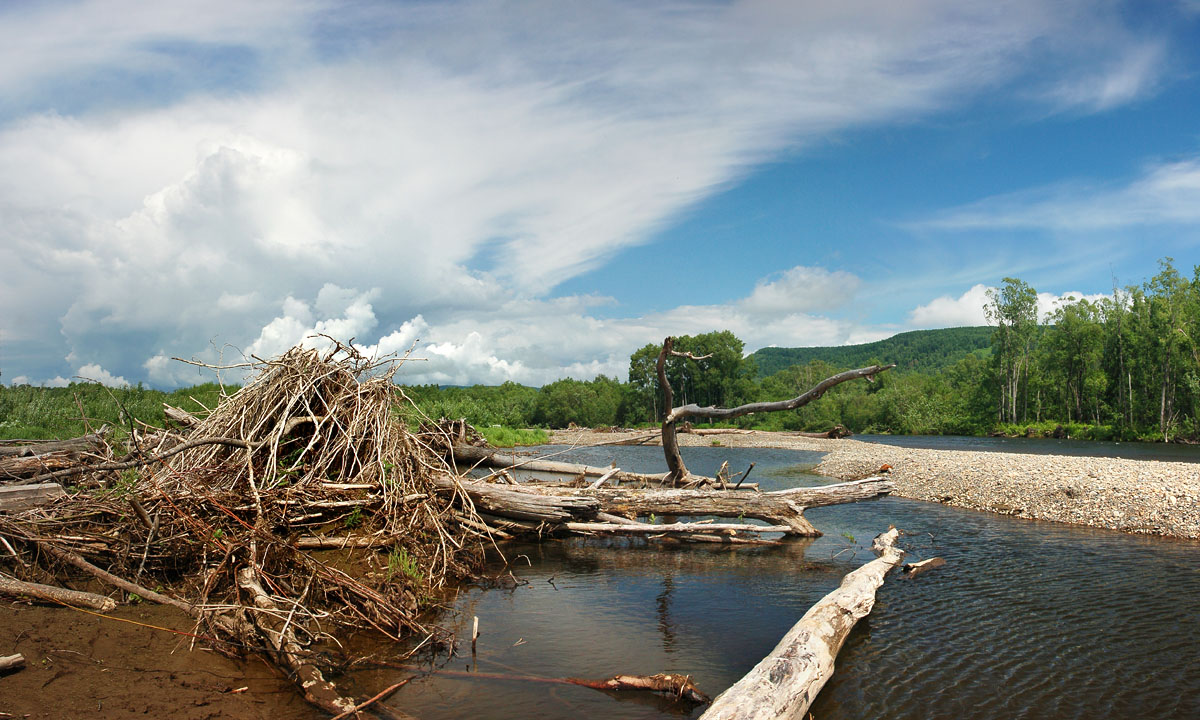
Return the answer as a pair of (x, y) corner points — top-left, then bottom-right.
(0, 574), (117, 611)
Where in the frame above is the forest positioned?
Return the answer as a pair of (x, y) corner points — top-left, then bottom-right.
(4, 258), (1199, 443)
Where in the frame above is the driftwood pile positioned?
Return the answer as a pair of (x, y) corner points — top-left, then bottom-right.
(0, 346), (496, 714)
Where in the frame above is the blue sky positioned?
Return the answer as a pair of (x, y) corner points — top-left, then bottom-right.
(3, 0), (1200, 388)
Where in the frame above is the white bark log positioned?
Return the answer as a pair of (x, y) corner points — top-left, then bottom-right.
(0, 575), (117, 611)
(700, 527), (904, 720)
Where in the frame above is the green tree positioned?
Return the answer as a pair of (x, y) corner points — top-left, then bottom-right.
(1042, 297), (1106, 423)
(984, 278), (1039, 424)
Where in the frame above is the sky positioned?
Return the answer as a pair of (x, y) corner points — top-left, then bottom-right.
(3, 0), (1200, 388)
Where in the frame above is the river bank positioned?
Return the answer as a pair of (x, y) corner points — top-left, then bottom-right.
(548, 428), (1200, 539)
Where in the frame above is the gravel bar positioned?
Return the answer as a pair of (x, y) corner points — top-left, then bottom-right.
(549, 429), (1200, 539)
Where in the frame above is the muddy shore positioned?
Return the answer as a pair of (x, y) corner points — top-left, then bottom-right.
(549, 428), (1200, 539)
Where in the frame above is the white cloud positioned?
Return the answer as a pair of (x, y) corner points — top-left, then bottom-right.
(910, 284), (993, 327)
(909, 283), (1110, 328)
(740, 266), (860, 314)
(918, 157), (1200, 232)
(0, 0), (1181, 386)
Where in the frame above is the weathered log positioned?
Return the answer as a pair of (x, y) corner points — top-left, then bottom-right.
(529, 477), (893, 537)
(654, 335), (894, 483)
(685, 428), (756, 436)
(0, 653), (25, 673)
(0, 453), (77, 480)
(0, 575), (117, 611)
(792, 425), (851, 439)
(902, 556), (945, 577)
(563, 520), (792, 535)
(0, 430), (108, 458)
(700, 527), (904, 720)
(451, 446), (673, 486)
(236, 567), (358, 715)
(432, 475), (599, 523)
(0, 483), (67, 512)
(162, 403), (201, 429)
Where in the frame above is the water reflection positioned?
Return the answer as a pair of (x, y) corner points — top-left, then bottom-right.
(366, 446), (1200, 720)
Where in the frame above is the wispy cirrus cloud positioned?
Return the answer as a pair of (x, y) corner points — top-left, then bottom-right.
(915, 157), (1200, 232)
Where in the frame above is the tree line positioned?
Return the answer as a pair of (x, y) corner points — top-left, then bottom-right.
(402, 257), (1200, 442)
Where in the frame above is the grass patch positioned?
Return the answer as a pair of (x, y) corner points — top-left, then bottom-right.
(478, 426), (548, 447)
(0, 382), (235, 440)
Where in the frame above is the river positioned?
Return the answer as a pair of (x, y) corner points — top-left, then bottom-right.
(356, 445), (1200, 719)
(858, 433), (1200, 462)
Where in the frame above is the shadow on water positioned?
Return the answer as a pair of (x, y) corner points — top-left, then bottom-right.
(359, 446), (1200, 720)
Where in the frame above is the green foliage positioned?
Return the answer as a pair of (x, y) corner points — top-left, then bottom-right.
(0, 382), (232, 440)
(532, 375), (626, 428)
(751, 327), (992, 378)
(477, 426), (548, 447)
(386, 547), (422, 584)
(344, 507), (364, 529)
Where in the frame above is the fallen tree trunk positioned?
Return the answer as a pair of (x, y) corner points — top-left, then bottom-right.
(432, 475), (599, 523)
(700, 527), (905, 720)
(0, 431), (108, 458)
(0, 454), (77, 480)
(0, 575), (117, 611)
(453, 446), (669, 486)
(529, 477), (893, 536)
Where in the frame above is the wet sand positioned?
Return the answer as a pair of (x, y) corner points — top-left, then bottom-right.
(0, 602), (318, 720)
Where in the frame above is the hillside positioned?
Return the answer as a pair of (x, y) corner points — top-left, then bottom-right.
(751, 326), (992, 377)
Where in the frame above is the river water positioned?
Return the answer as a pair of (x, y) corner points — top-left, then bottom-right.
(858, 433), (1200, 462)
(363, 445), (1199, 719)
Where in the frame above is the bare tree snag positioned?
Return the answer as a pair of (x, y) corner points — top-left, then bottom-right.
(0, 575), (117, 611)
(655, 336), (894, 483)
(529, 477), (893, 537)
(700, 527), (904, 720)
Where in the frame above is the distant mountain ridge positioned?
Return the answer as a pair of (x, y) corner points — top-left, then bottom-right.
(750, 326), (992, 377)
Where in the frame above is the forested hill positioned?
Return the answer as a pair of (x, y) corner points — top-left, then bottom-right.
(750, 326), (992, 377)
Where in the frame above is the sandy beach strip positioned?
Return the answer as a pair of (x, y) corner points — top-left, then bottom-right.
(548, 428), (1200, 539)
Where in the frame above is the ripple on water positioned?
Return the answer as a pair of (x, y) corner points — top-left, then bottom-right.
(386, 447), (1200, 720)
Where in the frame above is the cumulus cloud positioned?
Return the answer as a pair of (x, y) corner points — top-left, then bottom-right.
(29, 363), (132, 388)
(740, 266), (860, 314)
(0, 0), (1181, 386)
(910, 284), (1110, 328)
(909, 284), (993, 327)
